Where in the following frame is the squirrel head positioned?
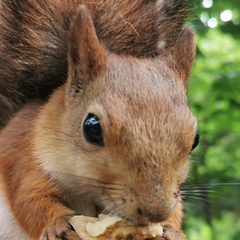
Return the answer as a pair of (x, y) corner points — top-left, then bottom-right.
(34, 4), (197, 224)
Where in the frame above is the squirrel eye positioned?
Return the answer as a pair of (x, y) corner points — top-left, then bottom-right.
(83, 113), (104, 146)
(191, 132), (200, 151)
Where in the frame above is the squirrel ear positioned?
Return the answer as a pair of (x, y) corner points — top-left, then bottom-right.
(173, 28), (196, 85)
(67, 5), (107, 97)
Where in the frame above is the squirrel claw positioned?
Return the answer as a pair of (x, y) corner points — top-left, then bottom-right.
(161, 225), (187, 240)
(41, 215), (81, 240)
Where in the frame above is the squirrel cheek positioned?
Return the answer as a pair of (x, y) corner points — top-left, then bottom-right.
(176, 159), (190, 186)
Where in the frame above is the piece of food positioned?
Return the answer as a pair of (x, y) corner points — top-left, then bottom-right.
(69, 214), (163, 240)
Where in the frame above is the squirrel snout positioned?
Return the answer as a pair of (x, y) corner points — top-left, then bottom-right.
(136, 206), (172, 224)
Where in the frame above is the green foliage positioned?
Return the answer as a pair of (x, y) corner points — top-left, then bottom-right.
(185, 212), (240, 240)
(184, 0), (240, 239)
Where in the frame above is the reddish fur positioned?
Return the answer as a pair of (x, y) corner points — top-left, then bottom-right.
(0, 0), (190, 128)
(0, 102), (77, 239)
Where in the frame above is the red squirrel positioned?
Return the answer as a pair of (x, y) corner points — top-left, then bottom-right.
(0, 0), (198, 240)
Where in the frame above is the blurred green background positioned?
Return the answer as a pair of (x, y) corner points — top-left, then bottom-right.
(184, 0), (240, 239)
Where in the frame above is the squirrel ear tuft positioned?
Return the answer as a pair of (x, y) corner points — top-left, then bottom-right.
(173, 28), (196, 85)
(67, 5), (107, 97)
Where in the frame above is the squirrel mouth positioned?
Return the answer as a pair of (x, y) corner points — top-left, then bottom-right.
(94, 203), (135, 225)
(94, 203), (104, 216)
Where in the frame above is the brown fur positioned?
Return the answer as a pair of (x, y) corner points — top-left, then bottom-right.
(0, 0), (190, 128)
(0, 2), (196, 240)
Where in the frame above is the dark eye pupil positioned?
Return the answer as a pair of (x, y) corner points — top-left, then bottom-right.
(191, 132), (199, 151)
(83, 113), (103, 146)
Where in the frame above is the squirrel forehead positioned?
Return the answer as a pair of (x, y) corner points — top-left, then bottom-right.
(92, 55), (189, 117)
(98, 54), (187, 103)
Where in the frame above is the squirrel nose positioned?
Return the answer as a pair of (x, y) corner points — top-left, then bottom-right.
(148, 214), (165, 223)
(137, 207), (170, 223)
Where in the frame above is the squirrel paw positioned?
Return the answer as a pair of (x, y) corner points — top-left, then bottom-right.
(41, 215), (81, 240)
(162, 225), (187, 240)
